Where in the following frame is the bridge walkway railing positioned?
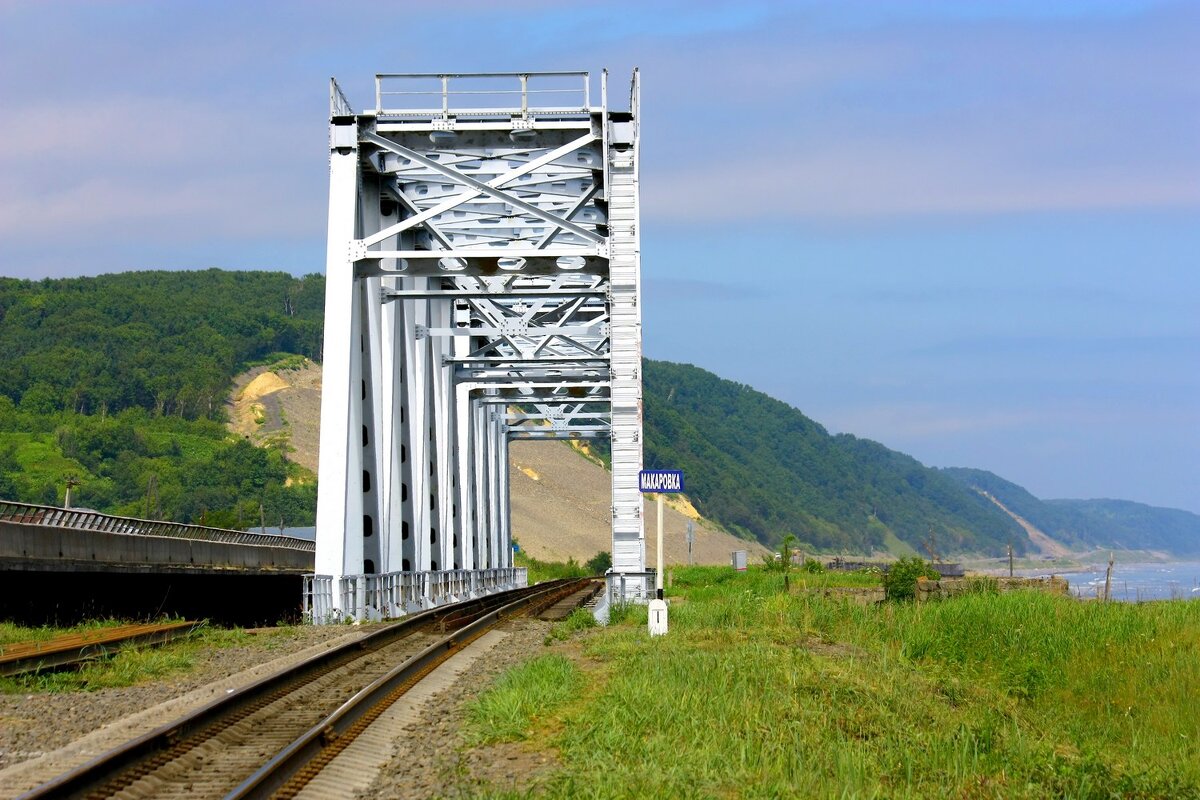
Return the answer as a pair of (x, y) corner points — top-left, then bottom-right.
(0, 501), (315, 552)
(303, 567), (529, 624)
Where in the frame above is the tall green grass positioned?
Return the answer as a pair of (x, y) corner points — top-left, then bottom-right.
(464, 565), (1200, 798)
(466, 653), (583, 744)
(514, 551), (591, 584)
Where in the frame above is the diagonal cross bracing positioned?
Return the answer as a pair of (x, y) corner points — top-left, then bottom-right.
(313, 71), (645, 622)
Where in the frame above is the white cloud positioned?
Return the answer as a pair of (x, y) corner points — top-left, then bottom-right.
(0, 96), (323, 244)
(630, 3), (1200, 220)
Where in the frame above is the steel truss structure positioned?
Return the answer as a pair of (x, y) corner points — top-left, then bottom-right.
(312, 71), (645, 621)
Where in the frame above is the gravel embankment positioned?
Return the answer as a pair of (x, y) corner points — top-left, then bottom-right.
(360, 617), (562, 800)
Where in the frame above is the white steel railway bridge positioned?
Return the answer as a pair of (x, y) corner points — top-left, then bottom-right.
(307, 71), (646, 621)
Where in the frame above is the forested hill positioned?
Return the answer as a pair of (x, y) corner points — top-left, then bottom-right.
(0, 270), (324, 419)
(0, 271), (324, 529)
(942, 468), (1200, 556)
(642, 360), (1025, 555)
(0, 269), (1193, 557)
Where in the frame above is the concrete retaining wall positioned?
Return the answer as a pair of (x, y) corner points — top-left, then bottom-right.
(0, 520), (314, 575)
(916, 574), (1070, 601)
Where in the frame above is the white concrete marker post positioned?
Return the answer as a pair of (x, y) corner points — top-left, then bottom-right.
(639, 470), (682, 637)
(648, 493), (668, 635)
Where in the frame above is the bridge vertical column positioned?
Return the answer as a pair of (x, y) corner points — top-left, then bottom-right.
(400, 285), (432, 575)
(315, 85), (365, 602)
(607, 70), (646, 586)
(379, 276), (405, 575)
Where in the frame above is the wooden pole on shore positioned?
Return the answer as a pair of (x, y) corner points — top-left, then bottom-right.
(1103, 552), (1114, 602)
(1008, 543), (1014, 577)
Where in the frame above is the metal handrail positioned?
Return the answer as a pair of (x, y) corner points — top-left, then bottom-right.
(329, 77), (353, 117)
(0, 500), (315, 552)
(375, 71), (590, 118)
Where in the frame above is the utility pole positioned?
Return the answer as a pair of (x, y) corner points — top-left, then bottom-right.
(1008, 542), (1014, 577)
(923, 526), (940, 564)
(63, 475), (80, 509)
(656, 494), (664, 599)
(686, 521), (694, 566)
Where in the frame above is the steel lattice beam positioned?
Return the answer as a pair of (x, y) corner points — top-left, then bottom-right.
(314, 71), (644, 621)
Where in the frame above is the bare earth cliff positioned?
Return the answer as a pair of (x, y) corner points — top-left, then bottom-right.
(227, 363), (765, 566)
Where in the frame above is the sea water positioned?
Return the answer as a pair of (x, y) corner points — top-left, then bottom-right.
(1020, 561), (1200, 602)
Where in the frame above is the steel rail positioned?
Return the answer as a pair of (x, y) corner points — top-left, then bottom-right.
(228, 578), (590, 799)
(17, 581), (574, 800)
(0, 621), (201, 677)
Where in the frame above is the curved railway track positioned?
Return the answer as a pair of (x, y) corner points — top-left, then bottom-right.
(21, 579), (590, 800)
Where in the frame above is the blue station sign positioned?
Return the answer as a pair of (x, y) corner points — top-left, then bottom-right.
(639, 470), (685, 493)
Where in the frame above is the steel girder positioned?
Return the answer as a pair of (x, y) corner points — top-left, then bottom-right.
(314, 72), (644, 619)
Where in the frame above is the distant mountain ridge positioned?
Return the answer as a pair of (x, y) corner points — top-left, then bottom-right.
(641, 361), (1200, 557)
(942, 468), (1200, 556)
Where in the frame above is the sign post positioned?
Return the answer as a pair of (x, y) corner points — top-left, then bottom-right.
(686, 521), (694, 566)
(639, 470), (684, 636)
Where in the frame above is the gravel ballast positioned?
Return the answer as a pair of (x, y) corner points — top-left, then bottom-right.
(360, 617), (562, 799)
(1, 616), (583, 800)
(0, 624), (370, 796)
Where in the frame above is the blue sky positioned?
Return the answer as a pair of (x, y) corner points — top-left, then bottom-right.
(1, 1), (1197, 512)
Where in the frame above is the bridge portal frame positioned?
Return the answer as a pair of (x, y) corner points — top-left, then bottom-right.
(313, 71), (645, 621)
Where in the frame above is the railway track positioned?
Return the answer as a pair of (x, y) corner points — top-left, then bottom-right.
(0, 622), (200, 677)
(21, 579), (590, 800)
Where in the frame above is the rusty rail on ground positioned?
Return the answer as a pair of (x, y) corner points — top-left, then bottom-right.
(0, 621), (202, 677)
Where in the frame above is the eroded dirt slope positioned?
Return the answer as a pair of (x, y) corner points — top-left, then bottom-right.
(227, 360), (322, 473)
(227, 363), (766, 566)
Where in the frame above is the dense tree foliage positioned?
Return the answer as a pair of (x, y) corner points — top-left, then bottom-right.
(0, 270), (323, 419)
(2, 270), (1192, 554)
(0, 270), (322, 528)
(0, 397), (314, 529)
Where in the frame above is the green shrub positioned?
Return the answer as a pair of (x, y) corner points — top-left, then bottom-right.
(882, 557), (940, 600)
(762, 533), (798, 572)
(585, 551), (612, 575)
(801, 557), (825, 574)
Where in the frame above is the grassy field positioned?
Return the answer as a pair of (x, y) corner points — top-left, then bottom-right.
(466, 566), (1200, 799)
